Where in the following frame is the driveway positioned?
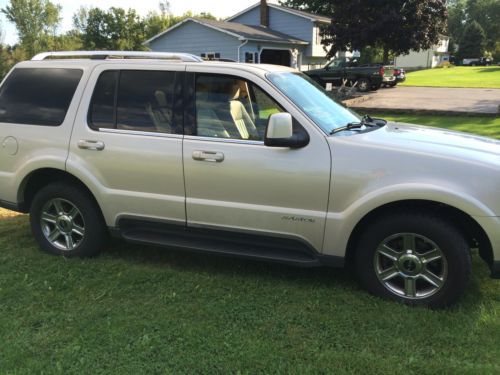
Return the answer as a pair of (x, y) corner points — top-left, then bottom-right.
(350, 87), (500, 115)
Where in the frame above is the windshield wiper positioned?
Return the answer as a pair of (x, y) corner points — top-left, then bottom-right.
(330, 115), (386, 135)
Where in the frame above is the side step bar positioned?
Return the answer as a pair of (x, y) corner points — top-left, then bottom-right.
(118, 220), (343, 268)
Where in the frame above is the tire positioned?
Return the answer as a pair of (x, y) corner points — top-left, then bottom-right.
(354, 212), (471, 308)
(30, 182), (107, 257)
(356, 78), (370, 92)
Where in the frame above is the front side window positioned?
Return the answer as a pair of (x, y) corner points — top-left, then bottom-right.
(89, 70), (176, 134)
(194, 74), (287, 141)
(0, 68), (83, 126)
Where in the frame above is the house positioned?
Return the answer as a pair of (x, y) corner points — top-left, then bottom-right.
(145, 0), (331, 71)
(394, 37), (450, 69)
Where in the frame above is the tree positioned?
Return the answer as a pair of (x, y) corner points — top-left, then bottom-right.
(1, 0), (62, 56)
(73, 7), (147, 51)
(458, 20), (486, 58)
(281, 0), (447, 63)
(447, 0), (500, 58)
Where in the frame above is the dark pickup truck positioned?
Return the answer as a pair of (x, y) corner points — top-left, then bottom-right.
(305, 58), (385, 92)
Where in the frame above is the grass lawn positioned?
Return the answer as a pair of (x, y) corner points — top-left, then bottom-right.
(1, 117), (499, 373)
(400, 66), (500, 88)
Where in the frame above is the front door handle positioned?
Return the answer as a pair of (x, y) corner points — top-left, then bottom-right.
(192, 150), (224, 163)
(78, 140), (105, 151)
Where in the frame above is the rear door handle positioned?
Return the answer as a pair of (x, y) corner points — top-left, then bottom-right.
(78, 140), (105, 151)
(192, 150), (224, 163)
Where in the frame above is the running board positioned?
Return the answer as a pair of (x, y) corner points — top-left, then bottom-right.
(118, 220), (332, 267)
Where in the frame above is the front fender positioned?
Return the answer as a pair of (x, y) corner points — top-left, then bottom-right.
(322, 183), (496, 257)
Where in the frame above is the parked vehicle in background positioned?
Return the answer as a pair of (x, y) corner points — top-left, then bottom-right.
(394, 67), (406, 84)
(463, 57), (492, 66)
(380, 66), (397, 88)
(1, 51), (499, 309)
(305, 58), (384, 92)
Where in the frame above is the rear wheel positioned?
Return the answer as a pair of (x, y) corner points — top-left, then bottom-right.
(357, 78), (370, 92)
(354, 212), (471, 308)
(30, 182), (107, 257)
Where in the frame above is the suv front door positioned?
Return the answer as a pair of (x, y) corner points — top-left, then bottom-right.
(182, 68), (331, 251)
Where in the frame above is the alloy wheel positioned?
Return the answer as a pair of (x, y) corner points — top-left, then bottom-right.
(40, 198), (86, 251)
(373, 233), (448, 299)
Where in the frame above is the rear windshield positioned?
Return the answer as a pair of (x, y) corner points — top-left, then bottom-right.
(0, 68), (83, 126)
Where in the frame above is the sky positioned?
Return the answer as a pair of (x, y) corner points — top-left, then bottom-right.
(0, 0), (278, 46)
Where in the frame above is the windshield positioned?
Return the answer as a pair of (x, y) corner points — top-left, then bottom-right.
(267, 72), (360, 134)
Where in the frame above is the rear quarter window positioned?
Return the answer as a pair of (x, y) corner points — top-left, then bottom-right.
(0, 68), (83, 126)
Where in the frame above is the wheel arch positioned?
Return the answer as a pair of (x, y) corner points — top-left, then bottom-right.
(344, 199), (493, 270)
(18, 168), (102, 217)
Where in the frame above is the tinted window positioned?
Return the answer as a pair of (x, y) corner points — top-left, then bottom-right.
(89, 70), (176, 134)
(195, 75), (286, 141)
(89, 70), (118, 129)
(117, 71), (175, 133)
(0, 68), (83, 126)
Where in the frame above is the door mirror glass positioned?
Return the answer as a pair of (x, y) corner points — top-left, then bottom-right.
(264, 113), (309, 148)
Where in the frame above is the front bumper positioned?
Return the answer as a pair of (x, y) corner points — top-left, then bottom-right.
(396, 74), (406, 83)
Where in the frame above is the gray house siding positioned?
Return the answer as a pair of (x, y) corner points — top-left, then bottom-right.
(230, 6), (261, 26)
(148, 22), (242, 61)
(230, 7), (314, 57)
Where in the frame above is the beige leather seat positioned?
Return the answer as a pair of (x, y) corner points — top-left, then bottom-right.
(229, 86), (259, 140)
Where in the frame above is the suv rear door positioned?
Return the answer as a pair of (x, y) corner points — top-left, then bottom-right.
(67, 63), (186, 227)
(182, 66), (331, 251)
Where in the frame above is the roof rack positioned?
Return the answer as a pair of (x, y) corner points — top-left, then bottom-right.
(31, 51), (203, 62)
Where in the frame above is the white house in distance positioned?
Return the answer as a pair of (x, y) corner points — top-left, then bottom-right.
(145, 0), (331, 71)
(394, 37), (450, 69)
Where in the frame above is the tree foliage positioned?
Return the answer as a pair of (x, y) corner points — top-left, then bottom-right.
(458, 20), (486, 58)
(1, 0), (61, 56)
(447, 0), (500, 59)
(281, 0), (447, 63)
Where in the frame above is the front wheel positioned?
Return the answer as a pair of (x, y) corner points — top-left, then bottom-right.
(354, 212), (471, 308)
(30, 182), (107, 257)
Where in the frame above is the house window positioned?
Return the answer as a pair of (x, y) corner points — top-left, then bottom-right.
(201, 52), (221, 60)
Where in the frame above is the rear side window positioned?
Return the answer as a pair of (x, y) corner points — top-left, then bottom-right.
(89, 70), (176, 134)
(0, 68), (83, 126)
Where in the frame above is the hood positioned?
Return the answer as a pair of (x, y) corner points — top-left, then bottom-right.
(355, 122), (500, 166)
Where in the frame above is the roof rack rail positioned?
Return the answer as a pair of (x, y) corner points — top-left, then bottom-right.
(31, 51), (203, 62)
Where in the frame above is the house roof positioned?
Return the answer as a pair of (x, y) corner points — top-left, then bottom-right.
(145, 18), (309, 45)
(226, 2), (331, 24)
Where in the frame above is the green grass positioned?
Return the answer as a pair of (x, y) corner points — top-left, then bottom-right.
(375, 114), (500, 139)
(1, 116), (500, 373)
(400, 66), (500, 88)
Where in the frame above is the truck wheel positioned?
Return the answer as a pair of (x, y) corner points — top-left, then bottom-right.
(30, 182), (107, 258)
(354, 212), (471, 308)
(356, 78), (370, 92)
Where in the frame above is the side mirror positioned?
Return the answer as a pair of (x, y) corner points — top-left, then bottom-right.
(264, 113), (309, 149)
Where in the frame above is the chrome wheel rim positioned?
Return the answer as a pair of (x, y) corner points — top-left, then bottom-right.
(40, 198), (85, 251)
(374, 233), (448, 300)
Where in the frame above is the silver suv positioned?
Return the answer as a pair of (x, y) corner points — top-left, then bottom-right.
(0, 51), (499, 308)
